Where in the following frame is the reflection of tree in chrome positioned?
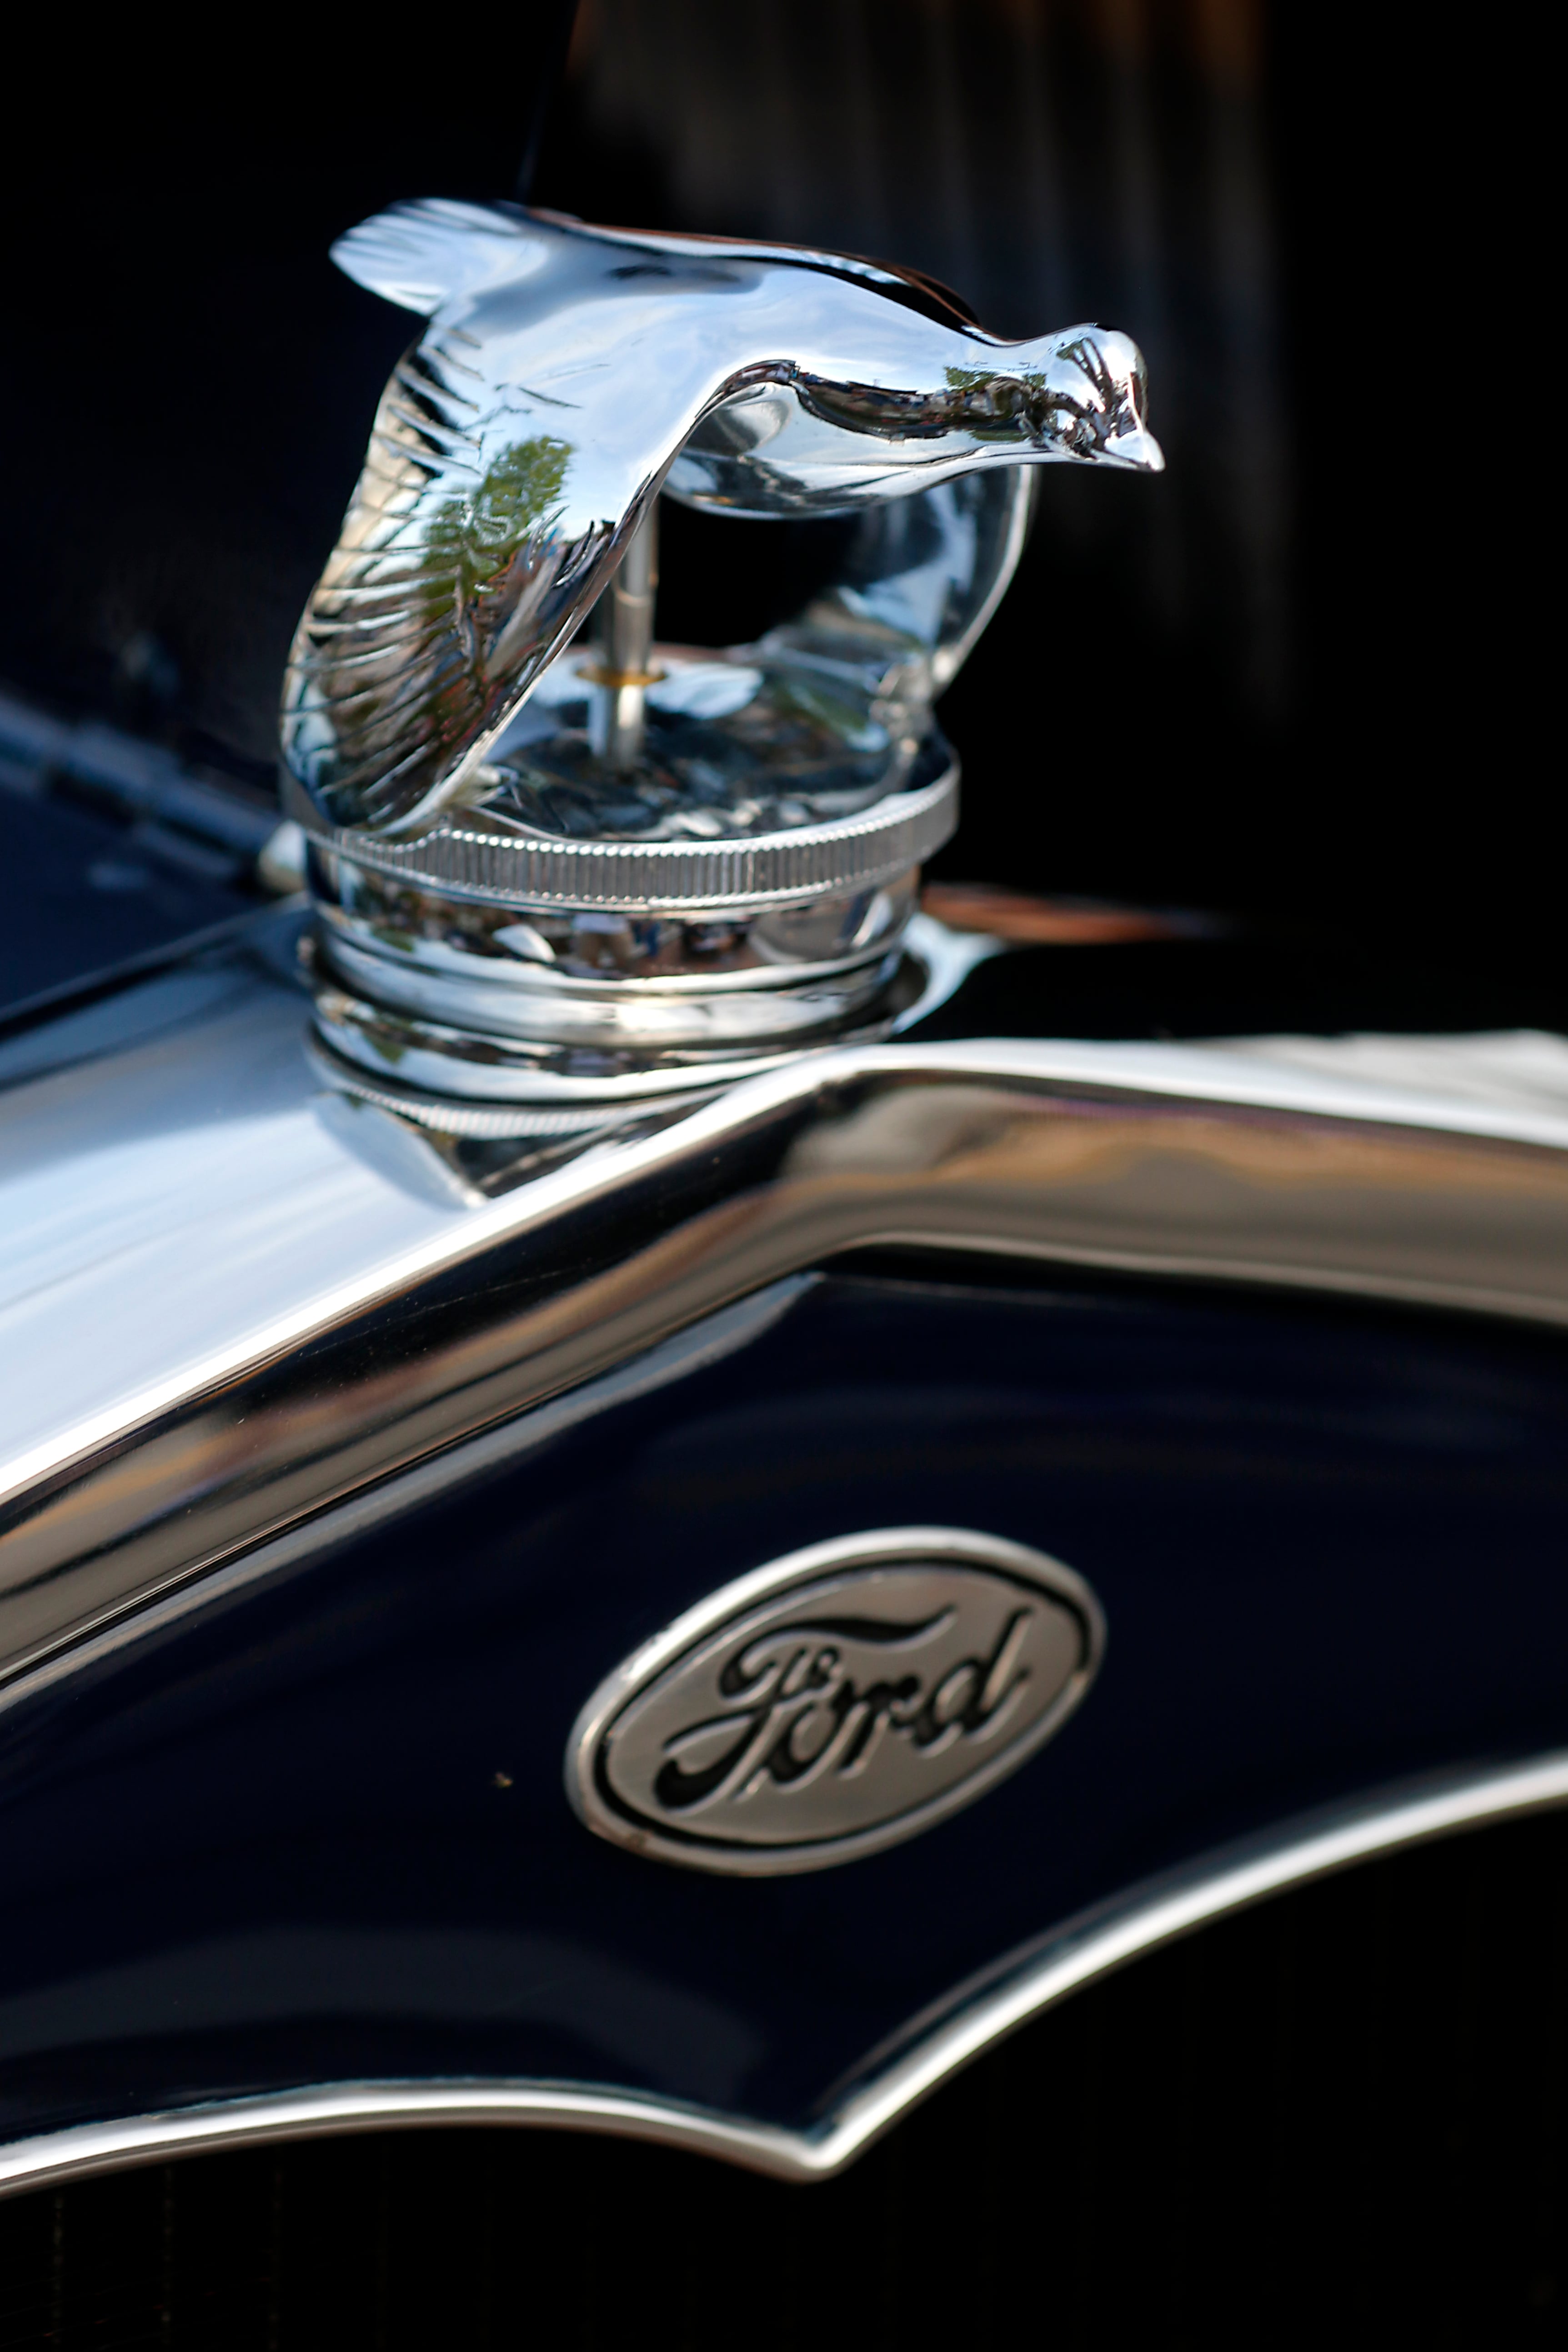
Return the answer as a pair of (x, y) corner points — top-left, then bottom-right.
(421, 436), (571, 616)
(415, 433), (572, 774)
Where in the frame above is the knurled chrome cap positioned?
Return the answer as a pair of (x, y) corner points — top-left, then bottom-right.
(286, 759), (957, 914)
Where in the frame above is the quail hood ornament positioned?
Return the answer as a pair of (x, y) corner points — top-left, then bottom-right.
(282, 200), (1162, 1119)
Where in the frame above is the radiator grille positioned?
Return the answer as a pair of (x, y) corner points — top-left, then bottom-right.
(3, 1810), (1563, 2348)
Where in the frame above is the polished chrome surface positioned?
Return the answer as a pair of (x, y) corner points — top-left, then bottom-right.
(281, 200), (1158, 1098)
(313, 854), (918, 985)
(307, 852), (926, 1108)
(586, 506), (659, 770)
(283, 466), (997, 912)
(283, 469), (1000, 904)
(283, 201), (1160, 843)
(567, 1529), (1102, 1874)
(3, 1747), (1564, 2197)
(285, 732), (957, 909)
(0, 1281), (819, 1723)
(308, 906), (992, 1132)
(7, 913), (1568, 1686)
(309, 965), (911, 1106)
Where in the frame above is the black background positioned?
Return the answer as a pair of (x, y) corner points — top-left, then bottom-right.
(0, 5), (1543, 1006)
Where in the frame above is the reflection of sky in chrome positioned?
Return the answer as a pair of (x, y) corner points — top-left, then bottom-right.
(0, 968), (479, 1479)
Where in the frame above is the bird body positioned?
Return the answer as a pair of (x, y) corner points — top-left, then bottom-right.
(283, 201), (1161, 838)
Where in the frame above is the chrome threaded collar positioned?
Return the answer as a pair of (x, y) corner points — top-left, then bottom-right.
(284, 758), (957, 915)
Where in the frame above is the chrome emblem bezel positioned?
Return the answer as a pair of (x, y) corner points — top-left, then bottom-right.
(565, 1526), (1105, 1876)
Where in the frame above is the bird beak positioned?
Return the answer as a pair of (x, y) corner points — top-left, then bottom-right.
(1103, 425), (1165, 472)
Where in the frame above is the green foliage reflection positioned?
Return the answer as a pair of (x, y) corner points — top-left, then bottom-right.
(422, 435), (572, 611)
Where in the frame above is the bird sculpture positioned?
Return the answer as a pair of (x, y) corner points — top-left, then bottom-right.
(282, 199), (1162, 840)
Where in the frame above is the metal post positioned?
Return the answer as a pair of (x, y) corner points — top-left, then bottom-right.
(587, 506), (659, 771)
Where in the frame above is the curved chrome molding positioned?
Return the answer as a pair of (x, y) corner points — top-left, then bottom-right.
(3, 1749), (1564, 2198)
(7, 968), (1568, 1685)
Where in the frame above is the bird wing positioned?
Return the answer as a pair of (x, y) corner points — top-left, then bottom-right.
(330, 197), (542, 316)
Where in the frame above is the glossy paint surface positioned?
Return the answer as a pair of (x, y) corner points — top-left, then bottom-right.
(2, 1266), (1565, 2146)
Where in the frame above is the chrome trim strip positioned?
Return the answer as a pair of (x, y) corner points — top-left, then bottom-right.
(3, 1749), (1564, 2197)
(7, 984), (1568, 1685)
(0, 1281), (818, 1722)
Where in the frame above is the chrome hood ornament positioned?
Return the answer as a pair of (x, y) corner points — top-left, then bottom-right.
(281, 200), (1162, 1119)
(285, 200), (1160, 840)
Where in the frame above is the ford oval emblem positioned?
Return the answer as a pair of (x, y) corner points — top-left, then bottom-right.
(566, 1527), (1105, 1874)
